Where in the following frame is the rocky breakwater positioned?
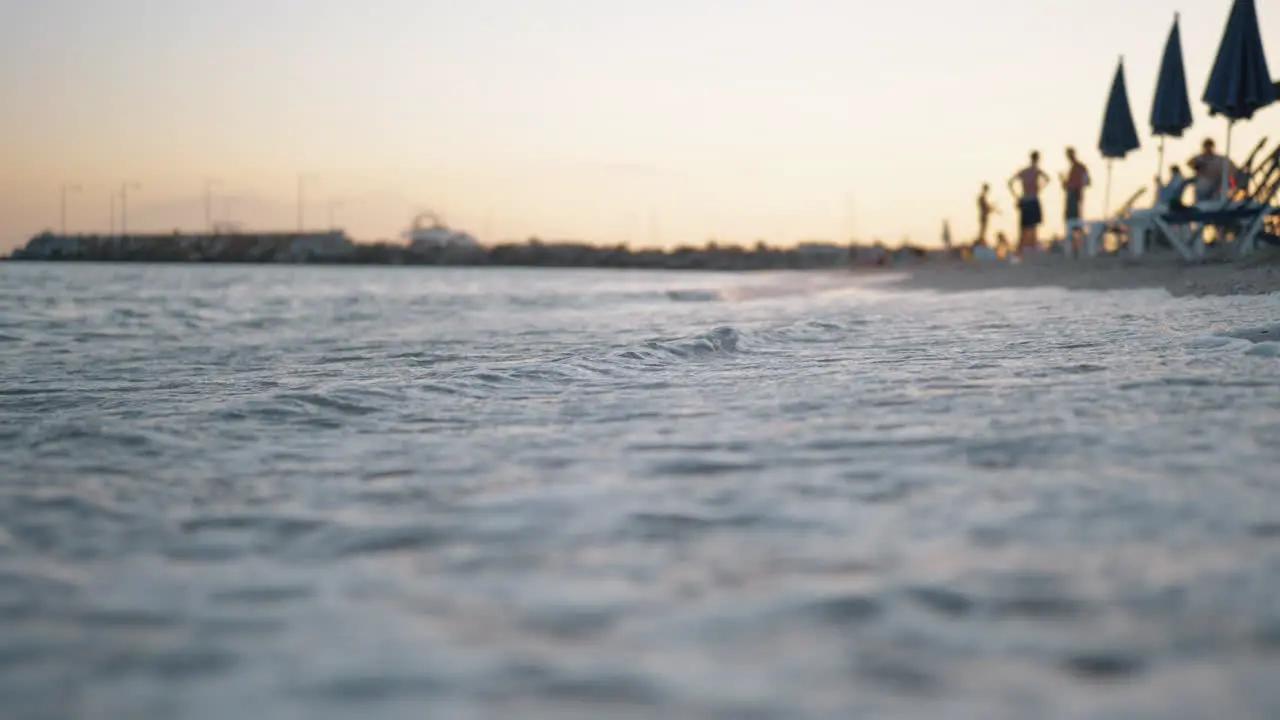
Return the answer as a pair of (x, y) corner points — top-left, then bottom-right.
(9, 231), (357, 263)
(6, 232), (871, 271)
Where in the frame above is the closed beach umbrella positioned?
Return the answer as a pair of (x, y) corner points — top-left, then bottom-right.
(1150, 13), (1193, 181)
(1098, 57), (1141, 215)
(1203, 0), (1276, 199)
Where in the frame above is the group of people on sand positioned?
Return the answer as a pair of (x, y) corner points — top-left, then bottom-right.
(969, 139), (1243, 260)
(971, 148), (1091, 260)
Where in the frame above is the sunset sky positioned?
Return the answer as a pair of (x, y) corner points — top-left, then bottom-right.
(0, 0), (1275, 253)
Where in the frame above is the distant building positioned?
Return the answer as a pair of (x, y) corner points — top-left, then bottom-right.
(795, 241), (850, 266)
(277, 231), (356, 262)
(402, 210), (480, 253)
(17, 232), (82, 259)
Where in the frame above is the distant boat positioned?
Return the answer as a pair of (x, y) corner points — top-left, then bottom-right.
(402, 210), (479, 252)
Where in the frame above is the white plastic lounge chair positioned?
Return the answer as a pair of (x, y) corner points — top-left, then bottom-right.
(1149, 148), (1280, 260)
(1065, 188), (1147, 257)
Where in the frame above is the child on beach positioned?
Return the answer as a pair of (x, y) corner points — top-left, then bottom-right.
(994, 232), (1012, 260)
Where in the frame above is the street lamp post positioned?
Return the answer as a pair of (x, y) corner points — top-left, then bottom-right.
(223, 196), (237, 227)
(327, 199), (343, 230)
(120, 181), (141, 235)
(297, 173), (318, 232)
(60, 184), (81, 235)
(204, 178), (220, 232)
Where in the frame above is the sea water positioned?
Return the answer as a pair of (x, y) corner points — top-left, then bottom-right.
(2, 263), (1279, 720)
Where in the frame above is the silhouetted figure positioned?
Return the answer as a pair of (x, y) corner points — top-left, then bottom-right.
(994, 231), (1012, 260)
(970, 235), (997, 261)
(1187, 137), (1240, 203)
(1156, 165), (1189, 212)
(1008, 151), (1050, 255)
(976, 183), (997, 243)
(1125, 165), (1191, 254)
(1060, 147), (1091, 228)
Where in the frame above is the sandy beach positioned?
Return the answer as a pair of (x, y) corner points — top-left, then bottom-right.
(868, 245), (1280, 298)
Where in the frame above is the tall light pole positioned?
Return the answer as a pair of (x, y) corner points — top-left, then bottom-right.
(327, 198), (343, 230)
(60, 184), (81, 235)
(204, 178), (220, 232)
(223, 195), (237, 227)
(844, 192), (856, 242)
(297, 173), (318, 232)
(120, 181), (141, 235)
(109, 192), (117, 236)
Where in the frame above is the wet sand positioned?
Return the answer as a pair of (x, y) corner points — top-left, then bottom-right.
(868, 246), (1280, 298)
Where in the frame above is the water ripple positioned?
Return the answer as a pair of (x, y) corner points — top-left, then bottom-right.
(2, 264), (1280, 719)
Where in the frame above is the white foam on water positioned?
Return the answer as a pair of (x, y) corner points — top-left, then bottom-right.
(2, 263), (1280, 720)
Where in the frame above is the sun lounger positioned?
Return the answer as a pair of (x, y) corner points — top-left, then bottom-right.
(1147, 147), (1280, 260)
(1064, 188), (1147, 258)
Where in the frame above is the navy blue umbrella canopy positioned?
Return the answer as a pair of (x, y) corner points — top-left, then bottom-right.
(1151, 14), (1193, 137)
(1203, 0), (1276, 121)
(1096, 58), (1140, 215)
(1100, 59), (1141, 160)
(1203, 0), (1275, 200)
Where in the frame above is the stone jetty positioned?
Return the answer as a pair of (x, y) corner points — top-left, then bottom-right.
(5, 230), (927, 271)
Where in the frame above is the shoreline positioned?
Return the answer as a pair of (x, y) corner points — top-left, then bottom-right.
(866, 246), (1280, 298)
(2, 232), (857, 272)
(6, 237), (1279, 299)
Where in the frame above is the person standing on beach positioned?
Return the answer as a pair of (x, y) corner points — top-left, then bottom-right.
(1007, 151), (1050, 255)
(1060, 147), (1090, 225)
(976, 184), (997, 244)
(1059, 147), (1090, 254)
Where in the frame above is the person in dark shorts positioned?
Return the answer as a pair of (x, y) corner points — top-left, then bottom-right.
(1008, 151), (1050, 255)
(1059, 147), (1090, 253)
(1060, 147), (1090, 223)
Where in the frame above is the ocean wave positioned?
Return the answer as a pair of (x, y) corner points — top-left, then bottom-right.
(4, 265), (1280, 719)
(664, 289), (722, 303)
(618, 326), (744, 362)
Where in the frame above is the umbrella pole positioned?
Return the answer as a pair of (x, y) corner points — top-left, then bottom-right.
(1220, 120), (1234, 202)
(1105, 159), (1113, 217)
(1157, 137), (1165, 191)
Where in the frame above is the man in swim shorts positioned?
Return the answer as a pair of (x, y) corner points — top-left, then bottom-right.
(1008, 151), (1050, 255)
(1060, 147), (1090, 253)
(1061, 148), (1089, 224)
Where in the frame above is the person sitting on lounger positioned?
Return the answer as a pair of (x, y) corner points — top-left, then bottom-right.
(1122, 166), (1191, 253)
(1156, 166), (1189, 212)
(1188, 138), (1241, 204)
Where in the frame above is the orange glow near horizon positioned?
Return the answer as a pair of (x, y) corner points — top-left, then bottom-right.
(1, 0), (1275, 254)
